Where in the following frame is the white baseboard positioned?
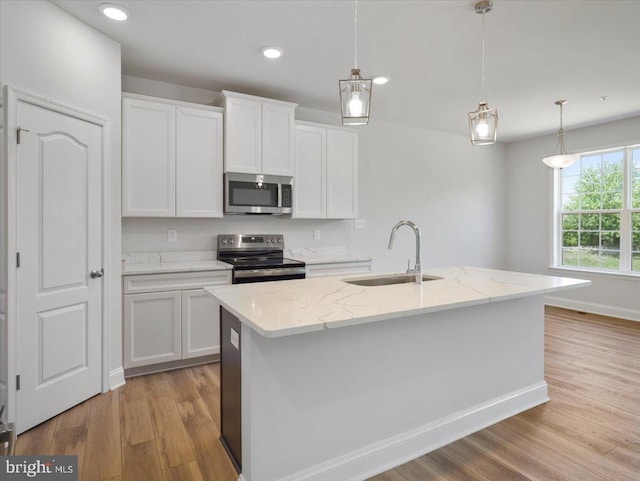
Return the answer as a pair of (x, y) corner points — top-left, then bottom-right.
(109, 366), (126, 390)
(545, 295), (640, 322)
(278, 382), (549, 481)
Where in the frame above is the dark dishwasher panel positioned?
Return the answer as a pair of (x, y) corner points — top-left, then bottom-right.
(220, 307), (242, 473)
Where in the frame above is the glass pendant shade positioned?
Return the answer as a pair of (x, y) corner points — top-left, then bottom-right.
(468, 101), (498, 145)
(340, 68), (372, 125)
(542, 100), (578, 169)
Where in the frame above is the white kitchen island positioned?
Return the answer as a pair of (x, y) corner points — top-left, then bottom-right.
(207, 266), (590, 481)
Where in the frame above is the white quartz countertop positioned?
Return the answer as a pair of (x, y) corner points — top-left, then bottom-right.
(122, 260), (232, 275)
(285, 246), (372, 265)
(207, 266), (591, 338)
(121, 251), (232, 275)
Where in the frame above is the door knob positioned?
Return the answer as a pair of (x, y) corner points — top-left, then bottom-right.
(90, 268), (104, 279)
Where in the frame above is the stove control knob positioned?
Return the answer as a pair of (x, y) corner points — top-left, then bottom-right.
(229, 238), (235, 243)
(277, 238), (283, 244)
(265, 238), (270, 243)
(221, 239), (228, 244)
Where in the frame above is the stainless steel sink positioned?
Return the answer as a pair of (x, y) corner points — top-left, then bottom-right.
(343, 273), (442, 287)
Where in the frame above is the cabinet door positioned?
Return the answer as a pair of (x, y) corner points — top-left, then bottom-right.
(293, 124), (326, 218)
(181, 289), (220, 359)
(176, 106), (223, 217)
(262, 102), (295, 176)
(122, 97), (176, 216)
(326, 129), (358, 219)
(224, 96), (261, 174)
(123, 291), (181, 368)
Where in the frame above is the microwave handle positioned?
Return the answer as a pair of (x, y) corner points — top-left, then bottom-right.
(277, 182), (282, 208)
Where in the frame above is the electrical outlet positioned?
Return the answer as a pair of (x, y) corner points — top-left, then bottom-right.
(354, 219), (366, 229)
(167, 228), (178, 242)
(313, 229), (321, 240)
(230, 328), (240, 350)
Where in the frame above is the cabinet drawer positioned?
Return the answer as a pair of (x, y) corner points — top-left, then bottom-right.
(124, 270), (231, 294)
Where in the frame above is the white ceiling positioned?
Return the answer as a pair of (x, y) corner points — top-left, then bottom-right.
(51, 0), (640, 143)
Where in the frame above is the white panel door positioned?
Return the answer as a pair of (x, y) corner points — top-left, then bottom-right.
(122, 97), (176, 216)
(123, 291), (181, 369)
(262, 102), (295, 176)
(176, 106), (223, 217)
(326, 129), (358, 219)
(293, 124), (326, 218)
(181, 289), (219, 359)
(224, 96), (261, 173)
(16, 100), (102, 433)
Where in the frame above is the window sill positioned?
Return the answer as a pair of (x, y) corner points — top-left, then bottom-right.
(549, 266), (640, 282)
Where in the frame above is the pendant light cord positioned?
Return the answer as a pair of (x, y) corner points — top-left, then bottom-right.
(354, 0), (358, 69)
(481, 8), (485, 97)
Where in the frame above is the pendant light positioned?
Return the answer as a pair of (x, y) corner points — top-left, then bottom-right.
(542, 100), (579, 168)
(339, 0), (372, 125)
(468, 0), (497, 145)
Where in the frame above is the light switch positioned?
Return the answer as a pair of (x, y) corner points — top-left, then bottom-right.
(354, 219), (366, 229)
(313, 229), (321, 240)
(230, 328), (240, 350)
(167, 228), (177, 242)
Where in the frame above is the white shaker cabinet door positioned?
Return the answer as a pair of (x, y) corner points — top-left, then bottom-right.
(122, 97), (176, 216)
(326, 128), (358, 219)
(181, 289), (220, 359)
(293, 124), (326, 218)
(176, 106), (224, 217)
(262, 101), (295, 176)
(124, 291), (182, 368)
(224, 95), (262, 173)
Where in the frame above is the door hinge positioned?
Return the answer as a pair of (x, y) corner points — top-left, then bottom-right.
(16, 127), (30, 145)
(16, 252), (20, 268)
(16, 375), (20, 391)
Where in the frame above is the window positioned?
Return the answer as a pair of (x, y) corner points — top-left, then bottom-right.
(555, 144), (640, 274)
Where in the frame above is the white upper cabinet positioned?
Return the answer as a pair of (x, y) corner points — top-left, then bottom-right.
(122, 97), (176, 217)
(218, 91), (296, 176)
(176, 106), (223, 217)
(326, 128), (358, 219)
(122, 93), (223, 218)
(294, 124), (326, 218)
(262, 101), (296, 175)
(294, 121), (358, 219)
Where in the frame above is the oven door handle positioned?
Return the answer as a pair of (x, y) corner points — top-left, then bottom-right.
(234, 267), (307, 279)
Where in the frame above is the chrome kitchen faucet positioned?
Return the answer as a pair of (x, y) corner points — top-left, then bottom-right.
(388, 220), (423, 285)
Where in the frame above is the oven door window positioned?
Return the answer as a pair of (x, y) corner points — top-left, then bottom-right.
(229, 181), (278, 207)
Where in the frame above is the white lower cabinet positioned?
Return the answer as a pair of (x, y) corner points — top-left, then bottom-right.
(124, 291), (182, 368)
(123, 270), (230, 371)
(181, 288), (219, 359)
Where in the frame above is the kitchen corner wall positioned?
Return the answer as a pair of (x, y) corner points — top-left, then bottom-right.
(505, 115), (640, 321)
(122, 75), (508, 273)
(1, 0), (123, 390)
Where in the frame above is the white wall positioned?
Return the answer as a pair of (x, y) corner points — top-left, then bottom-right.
(121, 76), (508, 273)
(505, 116), (640, 321)
(0, 0), (123, 396)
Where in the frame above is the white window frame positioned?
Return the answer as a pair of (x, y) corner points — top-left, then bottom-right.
(551, 143), (640, 277)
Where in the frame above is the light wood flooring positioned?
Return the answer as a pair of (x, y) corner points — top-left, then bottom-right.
(15, 306), (640, 481)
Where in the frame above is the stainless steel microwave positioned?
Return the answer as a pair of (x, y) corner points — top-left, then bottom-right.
(224, 172), (293, 214)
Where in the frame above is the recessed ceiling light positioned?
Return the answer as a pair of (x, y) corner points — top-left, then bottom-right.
(99, 4), (130, 21)
(372, 75), (390, 85)
(261, 47), (283, 59)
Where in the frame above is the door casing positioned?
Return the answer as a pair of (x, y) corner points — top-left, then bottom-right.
(3, 85), (113, 427)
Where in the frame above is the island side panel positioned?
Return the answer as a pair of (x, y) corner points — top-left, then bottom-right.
(240, 294), (548, 481)
(220, 307), (242, 473)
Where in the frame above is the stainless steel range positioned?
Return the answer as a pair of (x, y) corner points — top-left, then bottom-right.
(217, 234), (306, 284)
